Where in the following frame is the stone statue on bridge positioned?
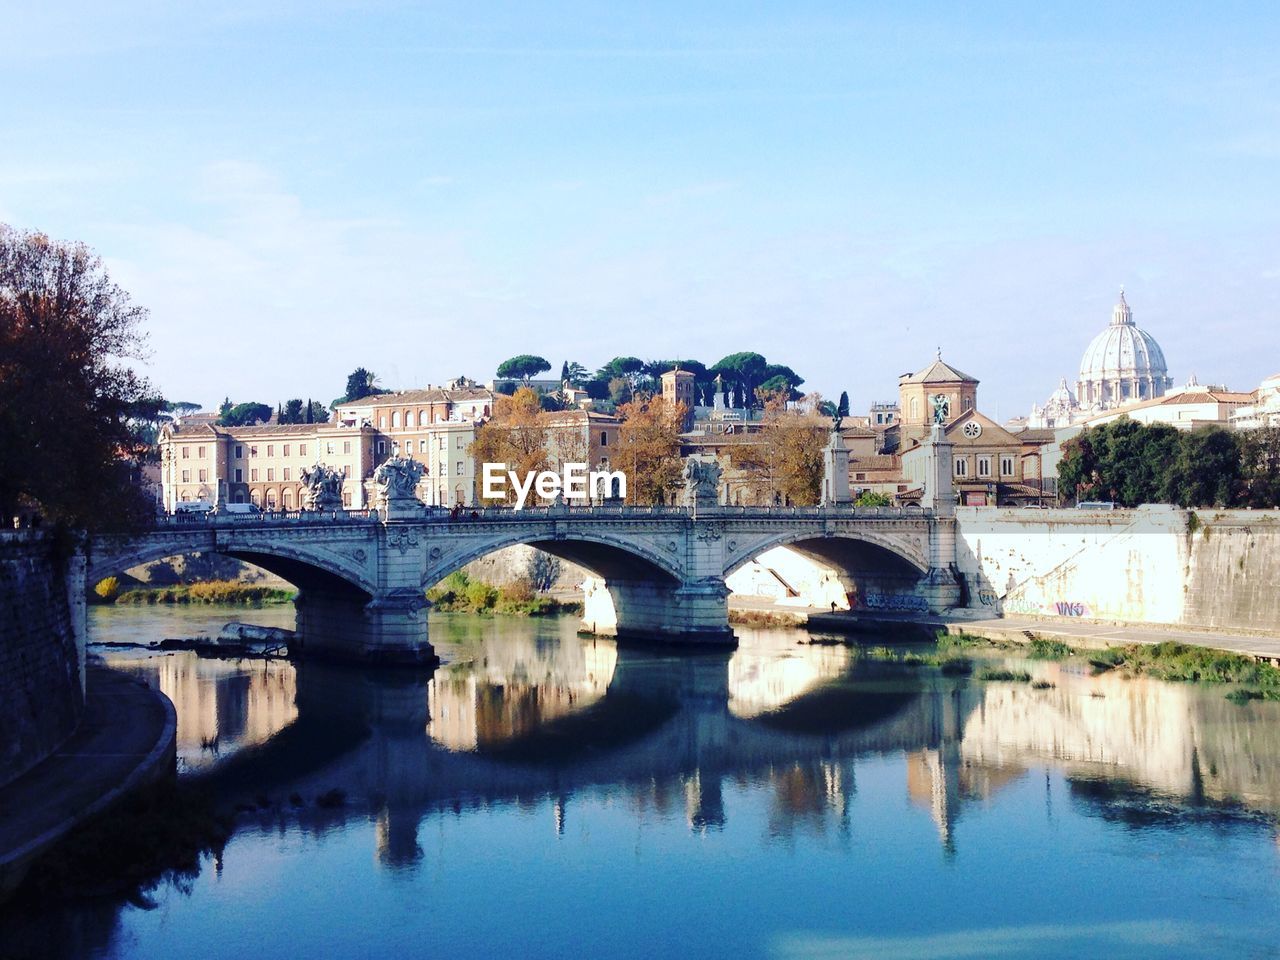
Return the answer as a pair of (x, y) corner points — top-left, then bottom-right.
(300, 464), (345, 511)
(681, 457), (722, 507)
(375, 455), (425, 518)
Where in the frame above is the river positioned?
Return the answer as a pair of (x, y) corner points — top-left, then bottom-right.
(4, 604), (1280, 959)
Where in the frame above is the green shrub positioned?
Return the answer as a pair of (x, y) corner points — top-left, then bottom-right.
(976, 668), (1032, 682)
(1026, 637), (1073, 660)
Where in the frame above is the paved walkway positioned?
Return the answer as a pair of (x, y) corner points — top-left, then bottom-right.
(734, 597), (1280, 662)
(0, 666), (176, 899)
(939, 613), (1280, 661)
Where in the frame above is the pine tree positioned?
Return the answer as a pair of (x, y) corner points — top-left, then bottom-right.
(838, 391), (850, 417)
(305, 398), (313, 424)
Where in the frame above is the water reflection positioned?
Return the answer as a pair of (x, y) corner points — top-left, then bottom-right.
(92, 621), (1280, 866)
(18, 608), (1278, 960)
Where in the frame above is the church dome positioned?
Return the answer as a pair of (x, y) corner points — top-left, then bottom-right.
(1075, 291), (1171, 410)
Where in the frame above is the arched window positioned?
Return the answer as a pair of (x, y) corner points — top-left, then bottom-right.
(266, 489), (277, 509)
(250, 490), (262, 506)
(282, 489), (294, 510)
(418, 411), (427, 426)
(404, 409), (412, 429)
(910, 397), (920, 420)
(391, 411), (399, 428)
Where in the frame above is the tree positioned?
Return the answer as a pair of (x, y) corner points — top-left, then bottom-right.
(608, 377), (633, 405)
(469, 387), (549, 504)
(616, 395), (687, 504)
(219, 402), (273, 427)
(343, 367), (388, 403)
(1172, 426), (1241, 507)
(855, 491), (892, 507)
(307, 399), (329, 424)
(1239, 427), (1280, 508)
(563, 361), (588, 387)
(0, 225), (162, 528)
(838, 391), (850, 418)
(282, 398), (305, 424)
(496, 355), (551, 385)
(733, 393), (828, 505)
(712, 352), (768, 408)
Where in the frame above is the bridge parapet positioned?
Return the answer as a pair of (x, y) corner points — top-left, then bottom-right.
(87, 504), (958, 666)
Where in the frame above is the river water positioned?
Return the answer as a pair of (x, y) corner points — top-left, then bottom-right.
(5, 605), (1280, 959)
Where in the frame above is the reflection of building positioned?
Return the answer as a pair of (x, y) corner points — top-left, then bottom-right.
(427, 640), (617, 751)
(727, 645), (852, 718)
(109, 653), (297, 769)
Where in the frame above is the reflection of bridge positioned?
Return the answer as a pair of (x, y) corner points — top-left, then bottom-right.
(111, 625), (1280, 871)
(88, 505), (962, 663)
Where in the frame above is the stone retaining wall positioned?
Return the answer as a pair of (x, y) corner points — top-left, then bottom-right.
(0, 533), (86, 787)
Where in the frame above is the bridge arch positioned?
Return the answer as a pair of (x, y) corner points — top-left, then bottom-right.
(422, 529), (684, 589)
(721, 527), (930, 612)
(721, 528), (928, 581)
(87, 532), (379, 601)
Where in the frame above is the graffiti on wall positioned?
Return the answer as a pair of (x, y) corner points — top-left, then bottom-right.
(861, 593), (930, 613)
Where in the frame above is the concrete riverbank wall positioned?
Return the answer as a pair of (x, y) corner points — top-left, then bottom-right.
(954, 506), (1280, 633)
(0, 532), (87, 788)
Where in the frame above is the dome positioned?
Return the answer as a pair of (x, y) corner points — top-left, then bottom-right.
(1075, 291), (1172, 410)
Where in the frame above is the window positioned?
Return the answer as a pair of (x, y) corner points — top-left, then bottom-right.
(181, 446), (189, 459)
(251, 469), (259, 482)
(181, 470), (190, 483)
(456, 461), (464, 476)
(418, 411), (427, 426)
(378, 440), (387, 455)
(250, 445), (258, 457)
(419, 439), (428, 453)
(380, 416), (387, 429)
(198, 469), (208, 482)
(266, 468), (274, 481)
(963, 396), (973, 412)
(977, 456), (991, 478)
(198, 446), (206, 458)
(267, 445), (274, 457)
(391, 411), (399, 428)
(403, 410), (411, 428)
(910, 397), (920, 420)
(283, 490), (293, 509)
(250, 490), (261, 507)
(326, 442), (334, 455)
(266, 489), (277, 509)
(601, 432), (608, 447)
(1001, 456), (1015, 477)
(343, 491), (352, 507)
(954, 457), (967, 478)
(342, 465), (351, 478)
(299, 444), (307, 457)
(283, 444), (290, 457)
(438, 436), (445, 450)
(455, 435), (464, 449)
(343, 441), (351, 454)
(235, 445), (243, 459)
(234, 468), (243, 483)
(283, 467), (291, 481)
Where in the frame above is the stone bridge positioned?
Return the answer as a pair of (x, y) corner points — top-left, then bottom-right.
(87, 504), (963, 664)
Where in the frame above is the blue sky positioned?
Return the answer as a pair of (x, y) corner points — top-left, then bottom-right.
(3, 1), (1278, 417)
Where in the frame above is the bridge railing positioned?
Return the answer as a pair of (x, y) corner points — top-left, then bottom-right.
(145, 502), (935, 531)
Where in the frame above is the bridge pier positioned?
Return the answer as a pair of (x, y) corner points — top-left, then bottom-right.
(294, 588), (438, 667)
(580, 577), (735, 646)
